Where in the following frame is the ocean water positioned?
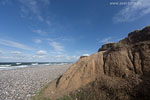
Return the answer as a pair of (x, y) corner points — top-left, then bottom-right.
(0, 62), (72, 70)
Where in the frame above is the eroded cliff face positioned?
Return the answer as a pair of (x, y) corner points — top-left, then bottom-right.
(56, 52), (104, 91)
(45, 27), (150, 100)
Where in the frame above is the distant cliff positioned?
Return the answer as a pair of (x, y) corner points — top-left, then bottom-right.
(43, 26), (150, 100)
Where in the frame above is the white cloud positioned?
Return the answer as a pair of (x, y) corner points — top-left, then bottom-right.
(32, 55), (46, 59)
(82, 54), (89, 56)
(36, 50), (47, 55)
(63, 55), (79, 61)
(49, 41), (64, 51)
(18, 0), (39, 14)
(46, 20), (51, 25)
(71, 56), (80, 60)
(33, 39), (42, 44)
(37, 15), (44, 22)
(33, 29), (47, 35)
(0, 53), (78, 62)
(1, 0), (54, 25)
(0, 39), (33, 50)
(0, 0), (11, 5)
(0, 56), (14, 59)
(41, 0), (50, 5)
(99, 37), (112, 44)
(11, 51), (21, 55)
(0, 54), (30, 61)
(0, 50), (2, 54)
(114, 0), (150, 22)
(54, 54), (79, 61)
(17, 0), (50, 22)
(20, 6), (29, 18)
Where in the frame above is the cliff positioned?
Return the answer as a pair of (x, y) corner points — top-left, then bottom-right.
(42, 26), (150, 100)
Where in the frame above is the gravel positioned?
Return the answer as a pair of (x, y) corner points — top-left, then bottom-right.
(0, 64), (71, 100)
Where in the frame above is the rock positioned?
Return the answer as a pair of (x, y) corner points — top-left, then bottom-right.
(98, 42), (116, 52)
(79, 56), (88, 59)
(46, 27), (150, 100)
(80, 54), (89, 59)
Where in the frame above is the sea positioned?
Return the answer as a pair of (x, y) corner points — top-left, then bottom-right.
(0, 62), (72, 70)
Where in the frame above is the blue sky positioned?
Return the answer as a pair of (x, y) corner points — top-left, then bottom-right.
(0, 0), (150, 62)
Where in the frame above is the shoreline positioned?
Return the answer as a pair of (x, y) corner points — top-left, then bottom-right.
(0, 64), (71, 100)
(0, 62), (73, 71)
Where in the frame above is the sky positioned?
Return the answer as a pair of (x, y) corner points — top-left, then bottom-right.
(0, 0), (150, 62)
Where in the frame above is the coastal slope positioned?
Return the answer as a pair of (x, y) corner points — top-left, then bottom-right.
(42, 26), (150, 100)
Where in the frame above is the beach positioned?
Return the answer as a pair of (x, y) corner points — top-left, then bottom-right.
(0, 64), (71, 100)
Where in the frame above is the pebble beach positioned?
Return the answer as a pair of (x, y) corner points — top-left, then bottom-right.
(0, 64), (71, 100)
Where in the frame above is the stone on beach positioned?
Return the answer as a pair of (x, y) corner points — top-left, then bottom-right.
(0, 64), (71, 100)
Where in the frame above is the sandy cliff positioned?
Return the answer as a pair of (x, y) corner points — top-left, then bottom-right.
(44, 26), (150, 100)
